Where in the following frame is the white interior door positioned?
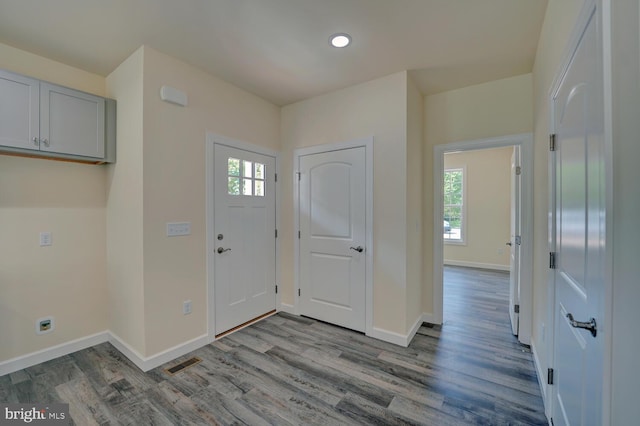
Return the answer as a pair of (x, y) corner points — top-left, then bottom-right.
(551, 5), (605, 425)
(299, 147), (366, 332)
(214, 143), (276, 335)
(508, 146), (521, 336)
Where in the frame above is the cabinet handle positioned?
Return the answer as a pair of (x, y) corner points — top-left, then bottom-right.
(33, 137), (39, 146)
(42, 138), (50, 147)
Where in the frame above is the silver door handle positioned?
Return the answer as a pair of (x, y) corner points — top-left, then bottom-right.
(41, 138), (49, 147)
(217, 247), (231, 254)
(566, 313), (597, 337)
(32, 137), (39, 146)
(350, 246), (364, 253)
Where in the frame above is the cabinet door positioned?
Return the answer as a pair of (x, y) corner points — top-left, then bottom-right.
(40, 83), (105, 159)
(0, 70), (39, 150)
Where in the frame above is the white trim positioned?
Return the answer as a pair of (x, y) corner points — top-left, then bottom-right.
(293, 137), (374, 336)
(443, 260), (510, 272)
(371, 313), (426, 347)
(109, 331), (209, 372)
(205, 132), (280, 342)
(277, 303), (296, 315)
(433, 133), (534, 347)
(530, 339), (550, 418)
(0, 331), (109, 376)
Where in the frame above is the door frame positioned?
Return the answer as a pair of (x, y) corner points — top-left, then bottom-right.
(433, 133), (534, 345)
(293, 137), (374, 336)
(546, 0), (613, 420)
(205, 132), (280, 342)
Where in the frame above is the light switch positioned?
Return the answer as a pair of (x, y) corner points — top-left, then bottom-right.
(167, 222), (191, 237)
(40, 232), (52, 246)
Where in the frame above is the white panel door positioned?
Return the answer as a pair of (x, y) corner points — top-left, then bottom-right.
(552, 5), (605, 425)
(508, 146), (521, 336)
(214, 144), (276, 335)
(299, 147), (366, 332)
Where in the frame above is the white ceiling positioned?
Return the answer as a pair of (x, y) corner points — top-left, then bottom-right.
(0, 0), (548, 106)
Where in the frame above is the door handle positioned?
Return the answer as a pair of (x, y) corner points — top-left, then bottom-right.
(350, 246), (364, 253)
(217, 247), (231, 254)
(566, 313), (597, 337)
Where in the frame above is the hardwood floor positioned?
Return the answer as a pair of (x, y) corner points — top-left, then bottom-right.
(0, 266), (547, 425)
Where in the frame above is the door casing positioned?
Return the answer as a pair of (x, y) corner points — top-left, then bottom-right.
(432, 133), (534, 345)
(206, 133), (281, 342)
(293, 137), (374, 337)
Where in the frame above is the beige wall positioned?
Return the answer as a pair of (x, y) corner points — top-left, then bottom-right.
(106, 46), (281, 358)
(443, 147), (512, 269)
(423, 74), (533, 316)
(406, 75), (424, 328)
(281, 71), (413, 334)
(0, 43), (108, 362)
(530, 0), (583, 395)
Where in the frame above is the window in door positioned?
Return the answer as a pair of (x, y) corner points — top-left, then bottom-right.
(444, 168), (464, 242)
(228, 157), (265, 197)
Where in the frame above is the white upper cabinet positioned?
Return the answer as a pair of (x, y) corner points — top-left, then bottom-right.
(0, 69), (115, 163)
(0, 71), (40, 150)
(40, 83), (105, 159)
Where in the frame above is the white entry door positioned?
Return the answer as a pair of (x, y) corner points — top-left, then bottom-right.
(299, 147), (366, 332)
(551, 4), (606, 425)
(508, 146), (521, 336)
(214, 143), (276, 335)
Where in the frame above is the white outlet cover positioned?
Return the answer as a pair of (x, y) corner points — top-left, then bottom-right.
(36, 316), (55, 335)
(40, 232), (52, 246)
(183, 300), (192, 315)
(167, 222), (191, 237)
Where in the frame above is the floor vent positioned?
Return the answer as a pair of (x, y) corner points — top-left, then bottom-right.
(165, 357), (201, 375)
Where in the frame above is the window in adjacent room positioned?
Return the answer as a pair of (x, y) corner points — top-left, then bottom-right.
(444, 168), (464, 242)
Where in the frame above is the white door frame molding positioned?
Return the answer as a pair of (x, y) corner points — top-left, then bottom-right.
(293, 137), (374, 336)
(205, 132), (280, 342)
(433, 133), (534, 345)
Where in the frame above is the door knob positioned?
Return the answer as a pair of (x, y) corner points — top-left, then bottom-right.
(566, 313), (597, 337)
(217, 247), (231, 254)
(350, 246), (364, 253)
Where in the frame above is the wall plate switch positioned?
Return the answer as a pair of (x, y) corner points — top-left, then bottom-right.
(183, 300), (192, 315)
(40, 232), (52, 246)
(167, 222), (191, 237)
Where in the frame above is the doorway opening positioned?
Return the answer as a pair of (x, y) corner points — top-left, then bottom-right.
(433, 134), (533, 345)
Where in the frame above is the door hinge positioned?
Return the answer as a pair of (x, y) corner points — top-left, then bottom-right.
(514, 304), (520, 314)
(298, 288), (301, 297)
(547, 368), (554, 385)
(275, 229), (278, 238)
(298, 230), (301, 239)
(549, 252), (557, 269)
(296, 172), (301, 181)
(275, 285), (278, 294)
(549, 134), (557, 151)
(515, 235), (521, 245)
(515, 166), (522, 176)
(275, 173), (278, 182)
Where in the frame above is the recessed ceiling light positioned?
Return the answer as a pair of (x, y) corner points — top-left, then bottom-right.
(329, 33), (351, 48)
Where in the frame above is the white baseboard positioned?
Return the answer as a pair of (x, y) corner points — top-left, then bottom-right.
(530, 339), (550, 419)
(443, 259), (510, 271)
(0, 331), (109, 376)
(368, 314), (427, 348)
(108, 331), (210, 372)
(421, 312), (440, 325)
(277, 303), (296, 315)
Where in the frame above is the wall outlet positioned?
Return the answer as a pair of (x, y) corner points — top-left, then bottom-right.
(40, 232), (52, 246)
(183, 300), (192, 315)
(36, 316), (54, 335)
(167, 222), (191, 237)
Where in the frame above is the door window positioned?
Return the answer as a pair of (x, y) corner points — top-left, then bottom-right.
(228, 157), (265, 197)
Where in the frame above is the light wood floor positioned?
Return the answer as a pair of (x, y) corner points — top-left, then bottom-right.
(0, 266), (547, 425)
